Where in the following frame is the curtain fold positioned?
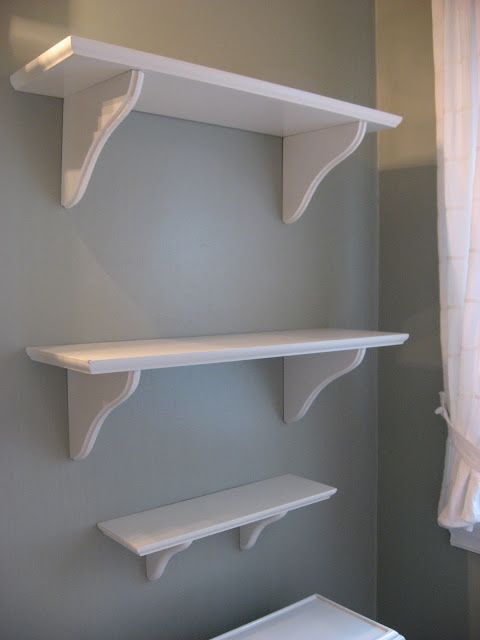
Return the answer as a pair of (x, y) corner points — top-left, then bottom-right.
(432, 0), (480, 532)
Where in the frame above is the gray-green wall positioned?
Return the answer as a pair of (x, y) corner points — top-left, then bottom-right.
(376, 2), (480, 638)
(0, 2), (379, 639)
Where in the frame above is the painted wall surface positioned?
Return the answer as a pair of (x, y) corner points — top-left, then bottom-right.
(0, 2), (379, 639)
(376, 1), (480, 638)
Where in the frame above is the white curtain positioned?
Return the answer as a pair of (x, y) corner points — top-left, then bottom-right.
(432, 0), (480, 532)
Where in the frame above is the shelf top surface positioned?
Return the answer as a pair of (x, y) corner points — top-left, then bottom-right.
(212, 594), (403, 640)
(26, 329), (409, 374)
(98, 475), (336, 556)
(10, 36), (402, 137)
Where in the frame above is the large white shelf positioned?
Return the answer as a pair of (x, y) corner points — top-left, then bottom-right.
(26, 329), (408, 460)
(11, 36), (401, 218)
(211, 594), (404, 640)
(98, 474), (336, 581)
(26, 329), (408, 374)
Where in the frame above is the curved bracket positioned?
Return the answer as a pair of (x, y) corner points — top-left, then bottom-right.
(62, 69), (144, 208)
(67, 370), (141, 460)
(282, 120), (367, 223)
(283, 348), (366, 422)
(239, 511), (288, 551)
(145, 542), (192, 581)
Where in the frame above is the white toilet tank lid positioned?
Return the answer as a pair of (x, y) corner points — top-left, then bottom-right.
(210, 594), (405, 640)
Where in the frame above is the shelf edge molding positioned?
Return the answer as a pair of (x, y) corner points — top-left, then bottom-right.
(282, 120), (367, 223)
(97, 475), (336, 581)
(283, 348), (366, 423)
(62, 69), (144, 208)
(67, 369), (141, 460)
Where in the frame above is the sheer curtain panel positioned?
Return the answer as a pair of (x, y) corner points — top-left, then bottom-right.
(432, 0), (480, 550)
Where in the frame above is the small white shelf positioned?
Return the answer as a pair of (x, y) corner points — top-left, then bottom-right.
(97, 474), (336, 581)
(26, 329), (408, 460)
(211, 594), (404, 640)
(10, 36), (401, 219)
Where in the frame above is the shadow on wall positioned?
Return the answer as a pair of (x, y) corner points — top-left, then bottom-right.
(378, 164), (480, 640)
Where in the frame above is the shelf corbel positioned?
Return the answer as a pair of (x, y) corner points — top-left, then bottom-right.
(239, 511), (288, 551)
(283, 348), (366, 422)
(145, 541), (193, 581)
(67, 370), (141, 460)
(62, 69), (144, 208)
(67, 347), (365, 461)
(282, 120), (367, 223)
(144, 511), (289, 581)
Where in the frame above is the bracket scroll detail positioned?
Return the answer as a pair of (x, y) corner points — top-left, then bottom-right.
(144, 512), (289, 580)
(146, 542), (193, 581)
(67, 370), (141, 460)
(282, 120), (367, 223)
(283, 348), (366, 423)
(239, 512), (288, 551)
(62, 68), (144, 207)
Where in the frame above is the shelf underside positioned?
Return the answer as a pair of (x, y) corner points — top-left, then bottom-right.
(26, 329), (408, 374)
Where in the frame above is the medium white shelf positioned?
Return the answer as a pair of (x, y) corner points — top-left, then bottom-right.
(97, 474), (336, 581)
(26, 329), (408, 460)
(211, 594), (404, 640)
(10, 36), (402, 219)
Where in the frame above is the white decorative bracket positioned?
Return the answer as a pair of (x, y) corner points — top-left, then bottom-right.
(62, 69), (144, 207)
(61, 74), (366, 218)
(282, 120), (367, 223)
(66, 349), (366, 459)
(67, 370), (141, 460)
(239, 511), (288, 551)
(283, 348), (366, 422)
(145, 542), (193, 581)
(143, 513), (289, 581)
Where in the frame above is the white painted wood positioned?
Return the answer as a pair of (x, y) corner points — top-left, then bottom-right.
(27, 330), (408, 458)
(62, 69), (144, 207)
(145, 542), (192, 581)
(283, 121), (367, 223)
(284, 348), (366, 423)
(97, 475), (336, 580)
(26, 329), (408, 374)
(239, 511), (287, 551)
(67, 370), (141, 460)
(211, 594), (404, 639)
(11, 36), (401, 212)
(10, 36), (402, 134)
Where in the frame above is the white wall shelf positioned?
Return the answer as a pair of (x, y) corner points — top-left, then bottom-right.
(97, 474), (336, 581)
(10, 36), (401, 219)
(26, 329), (408, 460)
(211, 593), (404, 639)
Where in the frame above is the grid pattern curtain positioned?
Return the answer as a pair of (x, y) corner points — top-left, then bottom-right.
(432, 0), (480, 532)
